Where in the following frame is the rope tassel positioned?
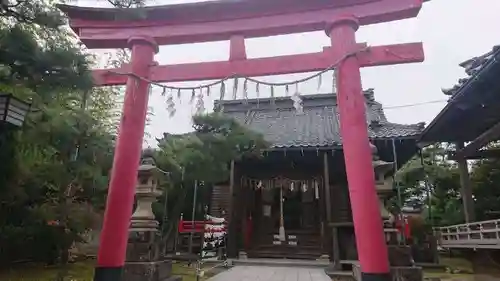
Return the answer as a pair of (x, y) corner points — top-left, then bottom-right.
(243, 79), (249, 103)
(270, 85), (275, 106)
(195, 88), (205, 115)
(232, 77), (239, 100)
(332, 69), (337, 94)
(117, 48), (373, 116)
(166, 90), (176, 117)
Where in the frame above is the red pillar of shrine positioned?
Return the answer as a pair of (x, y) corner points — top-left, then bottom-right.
(94, 36), (158, 281)
(327, 17), (390, 281)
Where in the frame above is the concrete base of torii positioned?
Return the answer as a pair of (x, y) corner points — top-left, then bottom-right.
(124, 260), (181, 281)
(326, 245), (424, 281)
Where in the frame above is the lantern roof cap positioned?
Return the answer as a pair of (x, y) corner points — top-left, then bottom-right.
(138, 148), (160, 174)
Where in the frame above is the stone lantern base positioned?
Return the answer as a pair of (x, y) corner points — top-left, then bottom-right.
(124, 228), (182, 281)
(124, 260), (181, 281)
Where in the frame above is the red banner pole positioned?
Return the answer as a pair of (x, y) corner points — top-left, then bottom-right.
(93, 36), (158, 281)
(327, 16), (390, 281)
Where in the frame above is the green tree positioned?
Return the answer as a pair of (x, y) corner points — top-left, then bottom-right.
(157, 113), (268, 183)
(153, 113), (268, 246)
(395, 142), (500, 229)
(471, 158), (500, 221)
(0, 0), (117, 270)
(394, 144), (463, 226)
(0, 88), (116, 265)
(0, 1), (93, 95)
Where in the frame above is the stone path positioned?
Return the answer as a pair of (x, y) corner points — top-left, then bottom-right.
(207, 265), (331, 281)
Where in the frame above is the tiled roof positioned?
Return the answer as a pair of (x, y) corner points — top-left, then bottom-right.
(441, 45), (500, 96)
(420, 45), (500, 143)
(218, 90), (424, 148)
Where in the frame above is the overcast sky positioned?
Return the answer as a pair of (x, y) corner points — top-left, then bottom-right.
(75, 0), (500, 147)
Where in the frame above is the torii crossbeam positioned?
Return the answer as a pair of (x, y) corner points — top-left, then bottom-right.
(58, 0), (425, 281)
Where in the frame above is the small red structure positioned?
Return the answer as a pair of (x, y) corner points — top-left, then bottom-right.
(176, 218), (227, 234)
(177, 220), (206, 234)
(58, 1), (426, 280)
(395, 216), (412, 240)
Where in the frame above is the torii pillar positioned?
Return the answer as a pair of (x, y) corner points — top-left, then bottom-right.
(328, 17), (390, 281)
(94, 36), (158, 281)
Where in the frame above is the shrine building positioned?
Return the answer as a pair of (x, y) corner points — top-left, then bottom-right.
(210, 90), (425, 261)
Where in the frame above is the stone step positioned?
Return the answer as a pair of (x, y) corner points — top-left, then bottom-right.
(255, 240), (321, 247)
(247, 244), (323, 260)
(247, 250), (323, 260)
(232, 258), (329, 268)
(253, 242), (321, 248)
(325, 270), (356, 281)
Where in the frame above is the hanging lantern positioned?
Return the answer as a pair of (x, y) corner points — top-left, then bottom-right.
(0, 93), (31, 127)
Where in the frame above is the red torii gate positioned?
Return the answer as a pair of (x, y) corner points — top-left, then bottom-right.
(58, 0), (425, 280)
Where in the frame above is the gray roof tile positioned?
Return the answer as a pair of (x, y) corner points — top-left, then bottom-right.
(441, 45), (500, 96)
(218, 91), (424, 148)
(420, 45), (500, 143)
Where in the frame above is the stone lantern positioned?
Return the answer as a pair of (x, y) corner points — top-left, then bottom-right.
(130, 149), (163, 231)
(370, 143), (399, 245)
(124, 148), (181, 281)
(370, 146), (421, 278)
(370, 143), (394, 225)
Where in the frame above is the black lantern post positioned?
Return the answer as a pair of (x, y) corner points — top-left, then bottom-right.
(0, 94), (31, 128)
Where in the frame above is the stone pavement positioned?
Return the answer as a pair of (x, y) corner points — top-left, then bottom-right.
(206, 265), (331, 281)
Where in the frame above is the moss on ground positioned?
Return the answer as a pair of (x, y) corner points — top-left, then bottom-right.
(0, 259), (214, 281)
(423, 256), (475, 281)
(0, 260), (95, 281)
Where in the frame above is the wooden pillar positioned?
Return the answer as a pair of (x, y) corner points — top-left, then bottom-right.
(331, 224), (342, 268)
(324, 153), (332, 222)
(319, 156), (327, 252)
(227, 160), (237, 258)
(241, 179), (249, 251)
(324, 153), (341, 267)
(456, 142), (476, 223)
